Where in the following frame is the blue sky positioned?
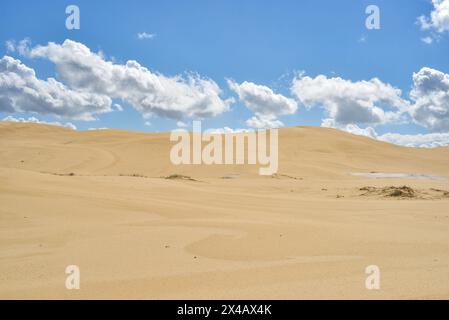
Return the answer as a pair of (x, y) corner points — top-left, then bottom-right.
(1, 0), (449, 146)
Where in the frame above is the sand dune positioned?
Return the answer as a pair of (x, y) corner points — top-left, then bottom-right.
(1, 121), (449, 299)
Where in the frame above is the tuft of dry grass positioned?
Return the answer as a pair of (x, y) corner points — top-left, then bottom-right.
(119, 173), (148, 178)
(360, 186), (416, 198)
(164, 174), (197, 181)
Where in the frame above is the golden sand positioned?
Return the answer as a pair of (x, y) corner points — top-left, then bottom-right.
(1, 121), (448, 299)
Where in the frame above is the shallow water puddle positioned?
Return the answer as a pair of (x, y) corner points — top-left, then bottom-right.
(350, 172), (448, 180)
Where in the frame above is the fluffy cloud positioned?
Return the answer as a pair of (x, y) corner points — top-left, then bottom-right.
(227, 79), (296, 129)
(296, 68), (449, 132)
(245, 114), (284, 129)
(379, 132), (449, 148)
(418, 0), (449, 33)
(176, 121), (188, 128)
(306, 69), (449, 148)
(0, 56), (112, 120)
(227, 79), (297, 116)
(321, 118), (377, 139)
(206, 127), (253, 134)
(291, 74), (408, 126)
(2, 115), (77, 130)
(25, 39), (232, 120)
(322, 118), (449, 148)
(409, 67), (449, 131)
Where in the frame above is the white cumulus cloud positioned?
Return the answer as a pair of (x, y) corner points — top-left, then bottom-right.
(228, 79), (296, 129)
(228, 79), (297, 116)
(206, 127), (253, 134)
(176, 121), (188, 128)
(378, 131), (449, 148)
(321, 118), (377, 139)
(409, 67), (449, 131)
(2, 115), (77, 130)
(322, 118), (449, 148)
(291, 74), (408, 126)
(24, 39), (233, 120)
(246, 114), (284, 129)
(0, 56), (112, 120)
(418, 0), (449, 33)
